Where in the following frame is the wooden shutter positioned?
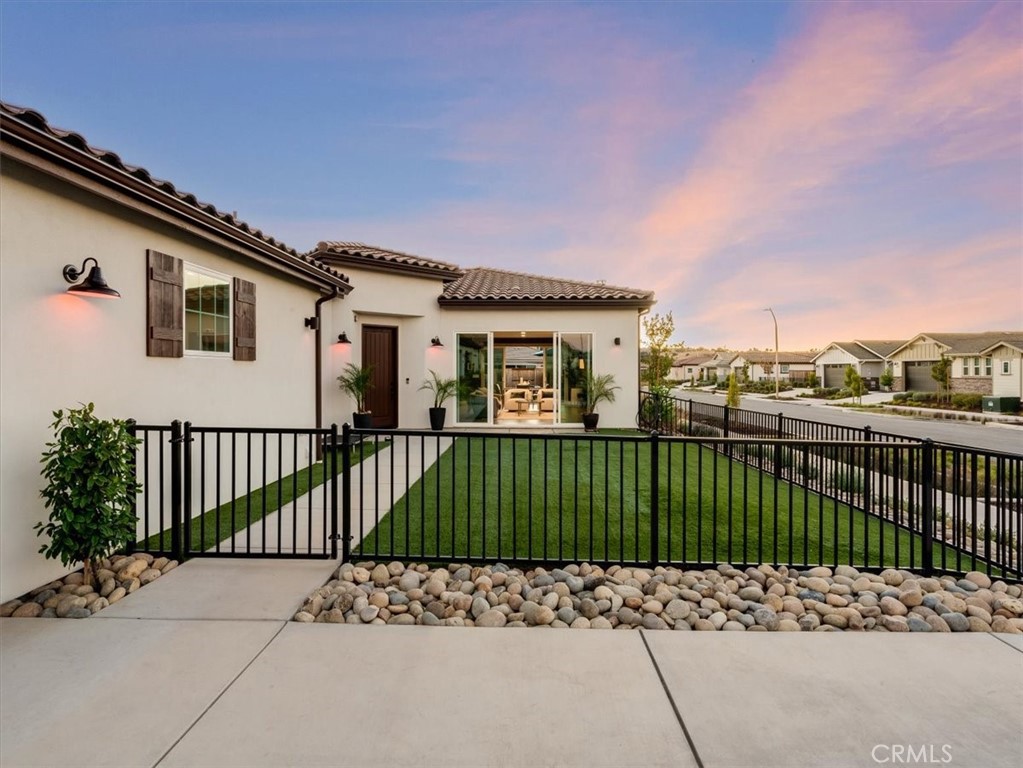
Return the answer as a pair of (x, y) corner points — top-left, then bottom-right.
(233, 278), (256, 361)
(147, 250), (183, 358)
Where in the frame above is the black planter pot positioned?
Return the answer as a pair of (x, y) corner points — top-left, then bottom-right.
(352, 412), (373, 429)
(428, 407), (447, 431)
(582, 412), (599, 432)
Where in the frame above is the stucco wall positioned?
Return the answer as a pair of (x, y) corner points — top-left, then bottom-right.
(0, 161), (322, 600)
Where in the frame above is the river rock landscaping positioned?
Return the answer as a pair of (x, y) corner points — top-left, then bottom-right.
(294, 561), (1023, 632)
(0, 553), (177, 619)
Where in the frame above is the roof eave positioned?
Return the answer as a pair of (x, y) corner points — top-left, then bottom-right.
(438, 296), (655, 309)
(311, 251), (462, 282)
(1, 110), (351, 294)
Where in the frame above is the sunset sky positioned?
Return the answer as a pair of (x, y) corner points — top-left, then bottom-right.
(2, 1), (1020, 350)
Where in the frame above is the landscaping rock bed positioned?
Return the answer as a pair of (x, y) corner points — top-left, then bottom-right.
(294, 561), (1023, 632)
(0, 553), (177, 619)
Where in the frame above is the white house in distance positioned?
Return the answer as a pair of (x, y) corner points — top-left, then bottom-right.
(812, 340), (905, 389)
(0, 102), (655, 601)
(729, 351), (815, 384)
(887, 332), (1023, 395)
(669, 354), (714, 383)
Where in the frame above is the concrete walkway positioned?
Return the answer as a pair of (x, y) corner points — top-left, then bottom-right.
(2, 559), (1021, 768)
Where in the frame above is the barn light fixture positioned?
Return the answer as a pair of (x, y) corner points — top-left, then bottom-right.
(431, 336), (444, 347)
(62, 258), (120, 298)
(614, 337), (621, 346)
(336, 331), (351, 345)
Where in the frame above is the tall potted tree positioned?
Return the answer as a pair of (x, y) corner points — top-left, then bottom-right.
(35, 403), (141, 589)
(419, 370), (460, 431)
(338, 363), (374, 428)
(581, 372), (619, 431)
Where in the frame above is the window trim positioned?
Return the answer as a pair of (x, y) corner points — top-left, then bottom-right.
(183, 263), (233, 358)
(1002, 360), (1012, 375)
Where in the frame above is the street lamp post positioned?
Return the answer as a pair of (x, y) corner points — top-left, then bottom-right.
(763, 308), (779, 400)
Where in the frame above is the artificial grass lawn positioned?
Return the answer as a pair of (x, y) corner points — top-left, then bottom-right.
(358, 435), (952, 570)
(137, 440), (386, 553)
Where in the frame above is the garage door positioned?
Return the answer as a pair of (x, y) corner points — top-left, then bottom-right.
(823, 364), (846, 388)
(905, 361), (938, 392)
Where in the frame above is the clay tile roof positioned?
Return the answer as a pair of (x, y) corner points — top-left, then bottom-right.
(0, 102), (350, 291)
(674, 355), (714, 366)
(309, 241), (463, 280)
(439, 267), (655, 308)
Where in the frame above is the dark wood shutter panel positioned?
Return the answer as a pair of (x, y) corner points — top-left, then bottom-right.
(146, 250), (183, 357)
(233, 278), (256, 361)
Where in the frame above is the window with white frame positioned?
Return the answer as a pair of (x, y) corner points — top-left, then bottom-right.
(972, 357), (980, 376)
(1002, 360), (1012, 375)
(184, 265), (232, 354)
(985, 357), (992, 376)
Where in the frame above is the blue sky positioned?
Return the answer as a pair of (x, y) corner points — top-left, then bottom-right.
(2, 1), (1020, 349)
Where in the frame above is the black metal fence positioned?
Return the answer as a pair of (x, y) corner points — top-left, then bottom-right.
(131, 421), (339, 560)
(344, 425), (1021, 580)
(130, 416), (1022, 581)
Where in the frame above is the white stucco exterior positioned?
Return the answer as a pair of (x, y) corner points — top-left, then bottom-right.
(988, 345), (1023, 398)
(0, 160), (327, 600)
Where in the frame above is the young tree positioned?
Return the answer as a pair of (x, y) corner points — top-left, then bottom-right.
(642, 312), (683, 387)
(931, 356), (952, 403)
(879, 366), (894, 391)
(844, 365), (866, 404)
(726, 373), (741, 408)
(36, 403), (141, 588)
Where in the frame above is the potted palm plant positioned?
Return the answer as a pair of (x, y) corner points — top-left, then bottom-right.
(419, 369), (459, 431)
(582, 372), (619, 431)
(337, 363), (374, 428)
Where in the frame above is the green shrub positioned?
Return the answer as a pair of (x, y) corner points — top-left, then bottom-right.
(35, 403), (141, 588)
(950, 393), (982, 410)
(829, 467), (864, 493)
(892, 392), (910, 403)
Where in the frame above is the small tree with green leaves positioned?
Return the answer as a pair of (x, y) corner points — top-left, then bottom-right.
(642, 312), (683, 387)
(35, 403), (141, 588)
(931, 356), (952, 403)
(844, 365), (866, 404)
(726, 373), (741, 408)
(337, 363), (374, 413)
(584, 372), (620, 414)
(880, 366), (894, 391)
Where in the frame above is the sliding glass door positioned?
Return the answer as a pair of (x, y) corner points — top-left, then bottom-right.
(456, 331), (591, 425)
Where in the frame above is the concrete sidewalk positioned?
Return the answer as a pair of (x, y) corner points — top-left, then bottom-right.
(2, 559), (1021, 768)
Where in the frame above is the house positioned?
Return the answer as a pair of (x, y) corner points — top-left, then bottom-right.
(698, 353), (733, 383)
(729, 351), (815, 384)
(0, 102), (655, 600)
(669, 354), (714, 384)
(309, 242), (654, 429)
(812, 340), (905, 389)
(980, 338), (1023, 399)
(887, 332), (1023, 394)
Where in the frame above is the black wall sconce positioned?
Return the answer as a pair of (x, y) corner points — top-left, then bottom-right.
(62, 258), (120, 298)
(304, 317), (319, 330)
(431, 336), (444, 347)
(336, 331), (351, 345)
(614, 337), (621, 346)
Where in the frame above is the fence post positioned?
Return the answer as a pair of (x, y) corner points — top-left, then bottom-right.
(341, 422), (352, 563)
(329, 424), (339, 559)
(126, 420), (138, 555)
(182, 422), (192, 558)
(650, 431), (660, 566)
(774, 411), (784, 479)
(687, 399), (693, 435)
(170, 420), (183, 563)
(921, 438), (934, 577)
(862, 427), (873, 517)
(723, 405), (730, 438)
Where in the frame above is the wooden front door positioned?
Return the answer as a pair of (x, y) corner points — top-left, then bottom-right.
(363, 325), (398, 428)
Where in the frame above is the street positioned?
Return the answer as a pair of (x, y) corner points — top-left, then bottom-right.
(674, 389), (1022, 455)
